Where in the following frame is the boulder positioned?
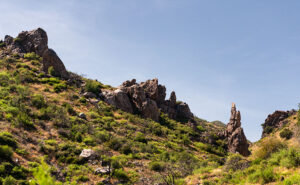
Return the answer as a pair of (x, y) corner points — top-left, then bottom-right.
(95, 166), (110, 175)
(42, 49), (69, 79)
(225, 103), (250, 156)
(83, 92), (97, 99)
(103, 89), (133, 113)
(79, 149), (96, 159)
(78, 113), (87, 120)
(140, 78), (166, 104)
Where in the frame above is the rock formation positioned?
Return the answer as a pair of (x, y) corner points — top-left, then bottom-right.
(224, 103), (250, 156)
(261, 110), (296, 138)
(3, 28), (69, 78)
(102, 78), (194, 122)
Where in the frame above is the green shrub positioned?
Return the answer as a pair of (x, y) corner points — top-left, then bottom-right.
(113, 169), (129, 181)
(32, 94), (46, 109)
(85, 79), (102, 94)
(248, 166), (278, 184)
(0, 72), (10, 87)
(281, 174), (300, 185)
(254, 137), (286, 159)
(24, 52), (40, 60)
(54, 83), (67, 93)
(149, 161), (164, 172)
(224, 154), (250, 171)
(269, 148), (300, 168)
(94, 130), (110, 143)
(48, 66), (55, 76)
(108, 137), (124, 151)
(2, 176), (17, 185)
(280, 128), (293, 140)
(62, 103), (76, 116)
(0, 145), (13, 160)
(134, 132), (147, 143)
(83, 136), (96, 146)
(0, 132), (17, 148)
(15, 112), (35, 129)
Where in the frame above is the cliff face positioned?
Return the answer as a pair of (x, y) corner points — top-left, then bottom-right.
(222, 103), (250, 156)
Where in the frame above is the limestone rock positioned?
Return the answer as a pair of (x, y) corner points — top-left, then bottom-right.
(79, 149), (95, 159)
(225, 103), (250, 156)
(95, 166), (110, 175)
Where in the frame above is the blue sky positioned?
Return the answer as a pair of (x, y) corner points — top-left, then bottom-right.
(1, 0), (300, 141)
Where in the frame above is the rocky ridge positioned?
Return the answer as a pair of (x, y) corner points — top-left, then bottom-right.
(2, 28), (69, 78)
(102, 78), (194, 122)
(261, 109), (296, 138)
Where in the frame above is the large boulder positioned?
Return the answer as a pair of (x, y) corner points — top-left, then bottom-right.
(140, 78), (166, 104)
(4, 28), (69, 79)
(103, 89), (133, 113)
(225, 103), (250, 156)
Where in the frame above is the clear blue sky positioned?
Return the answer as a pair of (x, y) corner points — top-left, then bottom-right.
(1, 0), (300, 141)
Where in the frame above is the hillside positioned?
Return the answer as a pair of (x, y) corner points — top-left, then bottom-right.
(0, 28), (299, 185)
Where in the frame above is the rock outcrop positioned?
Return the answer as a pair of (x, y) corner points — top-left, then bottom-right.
(4, 28), (69, 78)
(261, 110), (296, 138)
(102, 78), (194, 122)
(223, 103), (250, 156)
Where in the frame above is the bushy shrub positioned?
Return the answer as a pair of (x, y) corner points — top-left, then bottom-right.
(0, 145), (13, 160)
(224, 154), (250, 171)
(0, 132), (17, 148)
(32, 94), (46, 109)
(254, 137), (286, 159)
(113, 169), (129, 181)
(108, 137), (124, 151)
(48, 66), (55, 76)
(248, 166), (277, 184)
(2, 176), (17, 185)
(84, 79), (102, 94)
(94, 130), (110, 143)
(269, 148), (300, 168)
(149, 161), (164, 172)
(24, 52), (40, 60)
(15, 112), (35, 129)
(54, 83), (67, 93)
(280, 128), (293, 140)
(134, 132), (147, 143)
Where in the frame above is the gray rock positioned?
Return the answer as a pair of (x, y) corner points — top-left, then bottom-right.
(79, 149), (95, 159)
(83, 92), (97, 99)
(78, 113), (87, 120)
(95, 166), (110, 175)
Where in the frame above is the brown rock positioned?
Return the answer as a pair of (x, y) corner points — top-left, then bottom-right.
(176, 102), (193, 121)
(261, 110), (296, 138)
(225, 103), (250, 156)
(140, 78), (166, 104)
(42, 49), (69, 79)
(4, 28), (69, 78)
(141, 99), (159, 121)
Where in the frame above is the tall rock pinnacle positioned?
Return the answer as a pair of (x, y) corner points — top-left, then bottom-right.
(225, 103), (250, 156)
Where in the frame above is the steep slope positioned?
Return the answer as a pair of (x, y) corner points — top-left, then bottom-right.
(0, 28), (234, 185)
(186, 108), (300, 185)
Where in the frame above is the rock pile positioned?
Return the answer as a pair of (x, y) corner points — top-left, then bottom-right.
(222, 103), (250, 156)
(102, 78), (194, 122)
(261, 110), (296, 138)
(3, 28), (69, 78)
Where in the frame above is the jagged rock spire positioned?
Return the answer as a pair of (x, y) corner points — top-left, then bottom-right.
(225, 103), (250, 156)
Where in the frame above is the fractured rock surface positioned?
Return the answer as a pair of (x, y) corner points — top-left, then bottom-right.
(224, 103), (250, 156)
(102, 78), (194, 122)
